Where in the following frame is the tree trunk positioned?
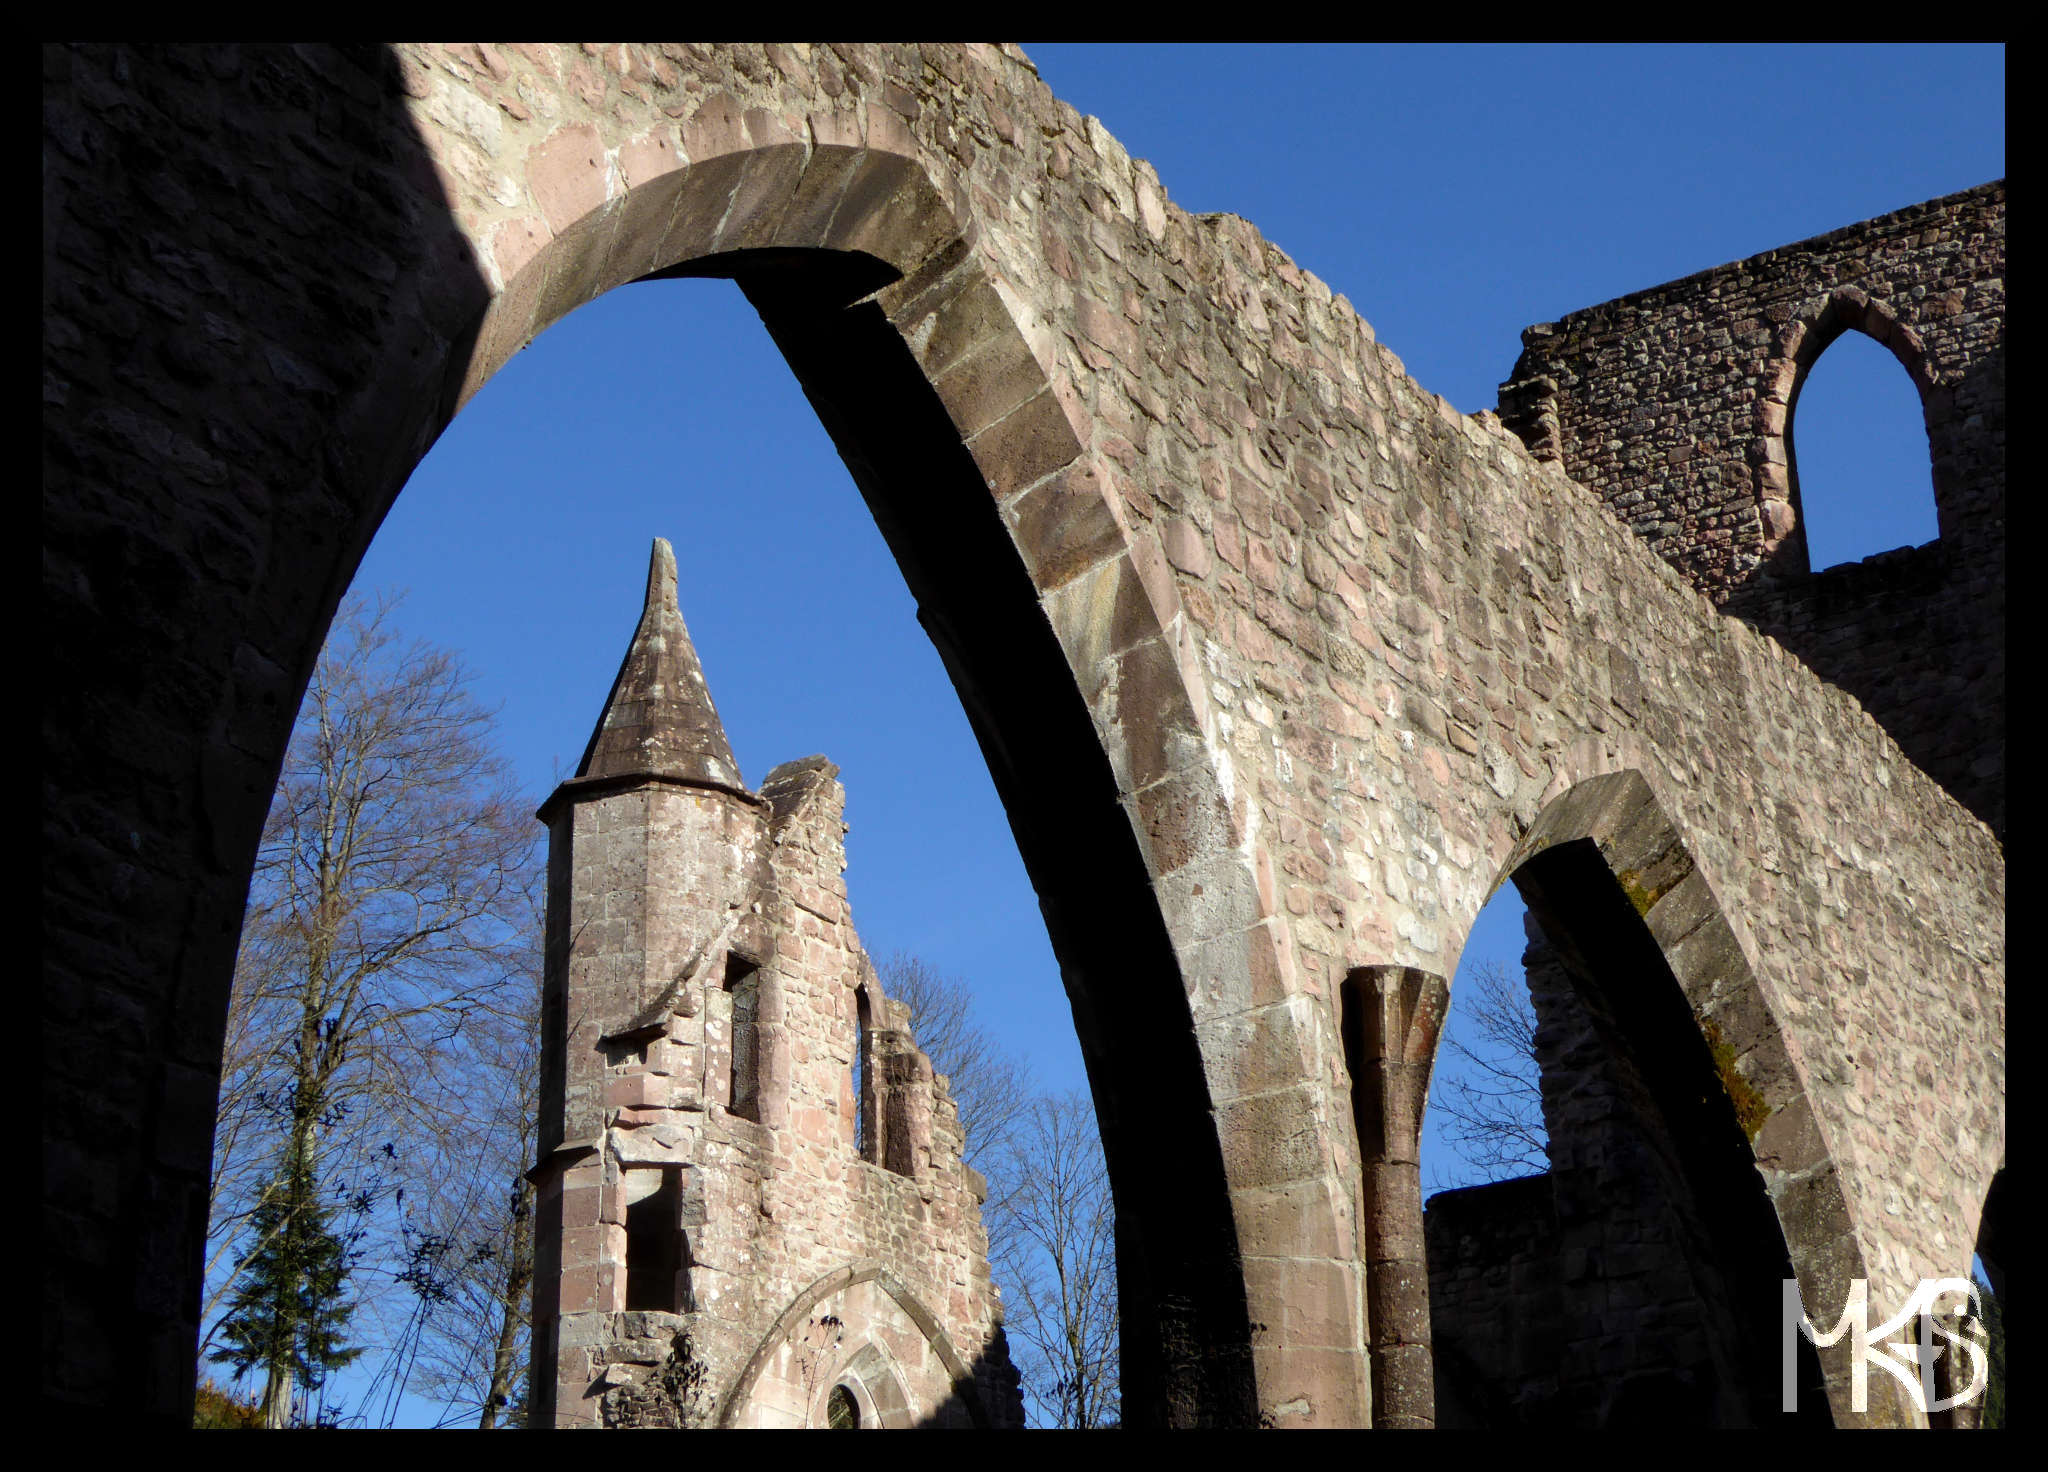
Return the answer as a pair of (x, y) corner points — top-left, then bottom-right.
(261, 1364), (294, 1429)
(478, 1176), (535, 1428)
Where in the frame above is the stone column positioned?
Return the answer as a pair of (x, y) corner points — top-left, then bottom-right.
(1343, 965), (1449, 1430)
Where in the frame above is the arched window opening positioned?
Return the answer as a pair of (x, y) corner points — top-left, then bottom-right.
(726, 954), (761, 1123)
(826, 1383), (861, 1429)
(1786, 328), (1938, 573)
(623, 1169), (682, 1312)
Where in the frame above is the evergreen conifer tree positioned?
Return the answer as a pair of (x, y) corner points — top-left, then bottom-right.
(209, 1125), (363, 1427)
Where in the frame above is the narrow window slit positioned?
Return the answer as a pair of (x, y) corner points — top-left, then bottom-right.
(726, 954), (760, 1122)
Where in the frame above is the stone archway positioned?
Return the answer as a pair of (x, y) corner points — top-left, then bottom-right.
(1489, 769), (1888, 1425)
(456, 133), (1340, 1428)
(43, 46), (1350, 1427)
(830, 1341), (917, 1429)
(718, 1261), (980, 1428)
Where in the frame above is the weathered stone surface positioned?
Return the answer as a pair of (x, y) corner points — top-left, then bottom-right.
(42, 42), (2001, 1428)
(1500, 184), (2004, 834)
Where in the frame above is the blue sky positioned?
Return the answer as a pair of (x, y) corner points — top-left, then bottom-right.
(315, 43), (2001, 1423)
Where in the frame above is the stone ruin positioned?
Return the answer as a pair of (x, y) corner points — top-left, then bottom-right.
(1424, 180), (2006, 1429)
(529, 538), (1021, 1428)
(42, 46), (2003, 1427)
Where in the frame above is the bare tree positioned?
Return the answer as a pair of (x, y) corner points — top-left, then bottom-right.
(392, 962), (541, 1428)
(1428, 958), (1547, 1190)
(986, 1092), (1119, 1429)
(203, 591), (541, 1425)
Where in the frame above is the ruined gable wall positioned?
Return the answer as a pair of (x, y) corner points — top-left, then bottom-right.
(1498, 183), (2004, 830)
(1500, 183), (2003, 590)
(715, 757), (1007, 1421)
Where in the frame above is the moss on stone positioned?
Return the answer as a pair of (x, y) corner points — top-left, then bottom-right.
(1615, 866), (1667, 917)
(1699, 1017), (1772, 1141)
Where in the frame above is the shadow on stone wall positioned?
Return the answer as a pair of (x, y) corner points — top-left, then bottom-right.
(738, 269), (1254, 1428)
(904, 1326), (1046, 1429)
(44, 43), (489, 1421)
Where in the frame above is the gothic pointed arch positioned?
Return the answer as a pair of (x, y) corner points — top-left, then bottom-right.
(1758, 288), (1944, 572)
(717, 1260), (985, 1428)
(1487, 768), (1886, 1425)
(442, 121), (1327, 1425)
(827, 1339), (916, 1429)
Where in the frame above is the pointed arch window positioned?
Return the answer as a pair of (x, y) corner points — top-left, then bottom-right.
(1765, 290), (1944, 577)
(826, 1384), (860, 1429)
(1786, 327), (1939, 572)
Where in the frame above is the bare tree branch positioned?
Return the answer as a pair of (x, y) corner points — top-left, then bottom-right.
(1428, 958), (1548, 1192)
(875, 952), (1035, 1174)
(985, 1092), (1119, 1428)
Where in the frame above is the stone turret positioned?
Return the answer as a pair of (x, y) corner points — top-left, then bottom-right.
(528, 540), (1021, 1430)
(531, 540), (763, 1166)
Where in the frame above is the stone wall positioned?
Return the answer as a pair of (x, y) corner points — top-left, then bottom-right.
(1423, 1174), (1558, 1427)
(42, 44), (2004, 1425)
(1499, 182), (2004, 831)
(1520, 918), (1735, 1425)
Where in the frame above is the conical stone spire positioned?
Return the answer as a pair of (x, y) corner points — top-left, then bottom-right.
(574, 538), (744, 793)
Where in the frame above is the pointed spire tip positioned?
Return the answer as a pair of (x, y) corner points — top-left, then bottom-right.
(570, 535), (744, 793)
(646, 537), (678, 614)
